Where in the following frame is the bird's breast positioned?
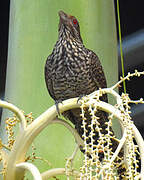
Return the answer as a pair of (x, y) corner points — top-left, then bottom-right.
(50, 43), (96, 100)
(52, 61), (95, 100)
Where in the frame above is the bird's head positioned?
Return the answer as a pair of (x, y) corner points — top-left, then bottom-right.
(58, 10), (83, 43)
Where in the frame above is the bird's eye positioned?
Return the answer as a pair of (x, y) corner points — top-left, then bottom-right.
(73, 19), (78, 25)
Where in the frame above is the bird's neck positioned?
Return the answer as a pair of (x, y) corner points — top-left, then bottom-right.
(58, 25), (83, 45)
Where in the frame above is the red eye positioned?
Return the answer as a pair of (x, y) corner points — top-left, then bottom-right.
(73, 19), (78, 25)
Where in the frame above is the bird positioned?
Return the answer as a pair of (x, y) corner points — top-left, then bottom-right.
(44, 11), (127, 177)
(45, 10), (117, 158)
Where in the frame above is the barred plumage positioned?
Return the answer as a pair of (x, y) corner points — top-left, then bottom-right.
(44, 11), (126, 177)
(45, 11), (107, 102)
(45, 10), (108, 142)
(52, 15), (114, 139)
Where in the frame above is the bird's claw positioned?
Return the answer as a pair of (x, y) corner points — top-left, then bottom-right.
(55, 100), (63, 116)
(77, 95), (85, 104)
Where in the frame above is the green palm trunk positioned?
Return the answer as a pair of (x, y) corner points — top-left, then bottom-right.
(1, 0), (118, 179)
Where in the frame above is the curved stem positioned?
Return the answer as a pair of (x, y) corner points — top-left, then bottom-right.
(51, 118), (84, 147)
(3, 88), (144, 179)
(90, 88), (124, 109)
(111, 71), (144, 90)
(65, 144), (79, 176)
(41, 168), (80, 179)
(16, 162), (42, 180)
(92, 100), (144, 178)
(5, 98), (79, 179)
(110, 129), (126, 164)
(99, 130), (127, 176)
(0, 99), (26, 131)
(41, 168), (65, 179)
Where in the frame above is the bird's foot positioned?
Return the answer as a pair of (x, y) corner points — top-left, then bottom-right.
(77, 95), (85, 104)
(55, 100), (63, 116)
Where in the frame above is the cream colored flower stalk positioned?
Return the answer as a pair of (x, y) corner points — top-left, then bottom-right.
(0, 98), (82, 179)
(0, 71), (144, 180)
(79, 70), (144, 179)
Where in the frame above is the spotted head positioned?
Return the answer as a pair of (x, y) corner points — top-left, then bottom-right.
(58, 10), (83, 43)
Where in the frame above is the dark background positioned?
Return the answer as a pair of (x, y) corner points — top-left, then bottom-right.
(0, 1), (144, 135)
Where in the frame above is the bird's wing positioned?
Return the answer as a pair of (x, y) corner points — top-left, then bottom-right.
(89, 50), (108, 103)
(45, 55), (55, 100)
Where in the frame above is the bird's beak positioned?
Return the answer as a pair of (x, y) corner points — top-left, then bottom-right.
(58, 11), (72, 24)
(58, 11), (68, 21)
